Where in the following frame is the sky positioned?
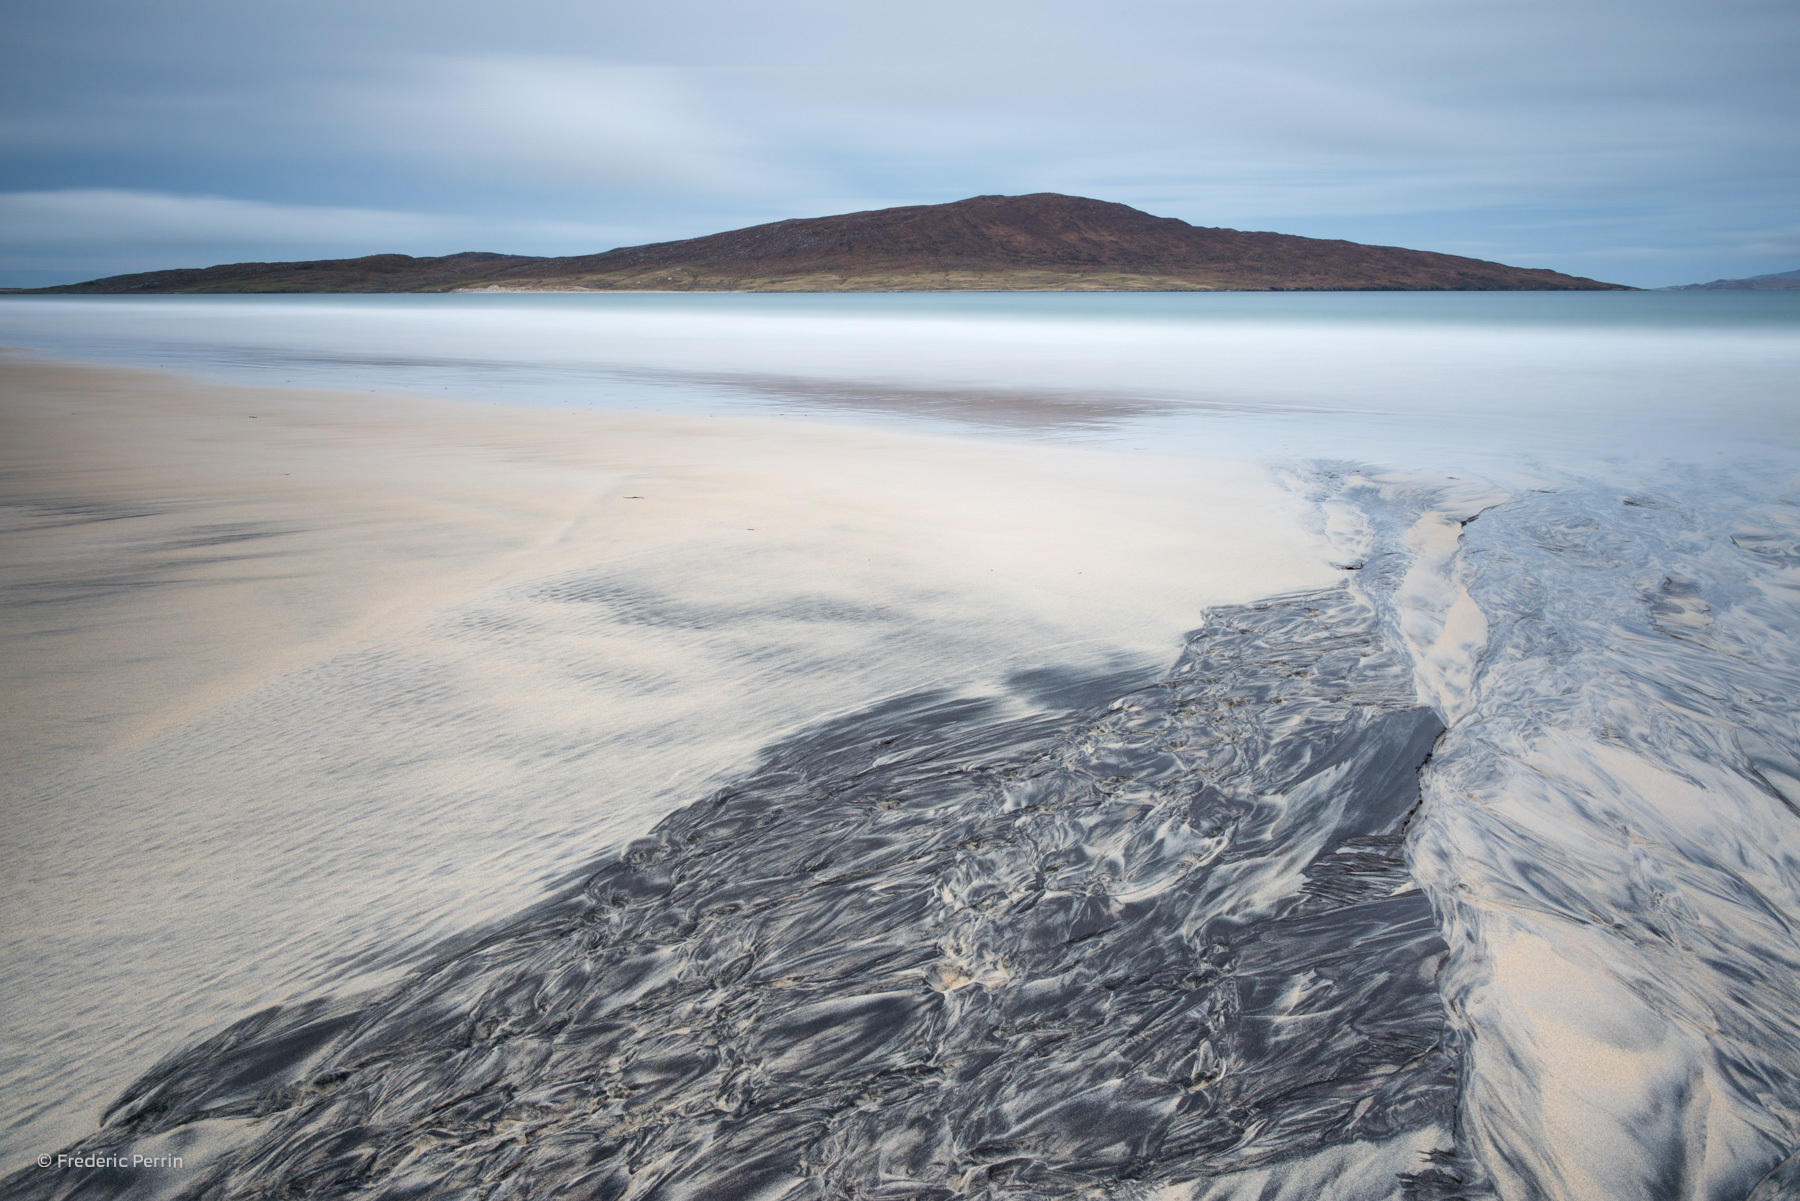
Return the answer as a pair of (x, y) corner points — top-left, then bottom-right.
(1, 0), (1795, 288)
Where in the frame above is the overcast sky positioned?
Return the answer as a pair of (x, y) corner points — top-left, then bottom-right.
(2, 0), (1795, 288)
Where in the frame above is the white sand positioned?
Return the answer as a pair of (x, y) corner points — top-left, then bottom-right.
(1319, 469), (1800, 1201)
(0, 355), (1337, 1160)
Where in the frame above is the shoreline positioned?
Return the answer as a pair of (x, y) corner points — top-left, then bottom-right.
(8, 343), (1800, 1197)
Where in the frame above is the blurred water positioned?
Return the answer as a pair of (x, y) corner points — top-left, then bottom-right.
(2, 291), (1797, 468)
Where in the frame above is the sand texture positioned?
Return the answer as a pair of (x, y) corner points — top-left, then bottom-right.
(0, 356), (1335, 1167)
(1317, 468), (1800, 1200)
(8, 349), (1800, 1200)
(19, 588), (1459, 1200)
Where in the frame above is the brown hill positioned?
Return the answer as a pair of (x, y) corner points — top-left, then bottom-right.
(26, 194), (1626, 293)
(31, 251), (542, 295)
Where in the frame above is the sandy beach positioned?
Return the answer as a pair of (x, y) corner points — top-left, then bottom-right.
(6, 289), (1800, 1200)
(6, 0), (1797, 1185)
(0, 354), (1338, 1163)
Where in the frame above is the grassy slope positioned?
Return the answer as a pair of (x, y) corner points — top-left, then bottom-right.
(454, 268), (1237, 292)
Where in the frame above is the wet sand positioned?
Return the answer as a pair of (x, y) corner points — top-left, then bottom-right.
(12, 348), (1800, 1201)
(0, 355), (1338, 1165)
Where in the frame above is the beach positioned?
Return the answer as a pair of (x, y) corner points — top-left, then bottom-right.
(5, 292), (1800, 1200)
(0, 351), (1335, 1166)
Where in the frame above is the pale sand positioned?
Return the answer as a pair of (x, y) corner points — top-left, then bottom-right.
(1317, 470), (1800, 1201)
(0, 355), (1337, 1160)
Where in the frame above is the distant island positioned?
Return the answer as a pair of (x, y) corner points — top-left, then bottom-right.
(16, 194), (1629, 294)
(1662, 268), (1800, 291)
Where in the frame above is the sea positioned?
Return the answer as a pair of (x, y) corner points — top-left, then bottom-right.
(3, 291), (1799, 1200)
(1, 290), (1795, 465)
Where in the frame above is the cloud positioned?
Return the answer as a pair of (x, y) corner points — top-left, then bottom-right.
(328, 56), (800, 196)
(0, 189), (459, 250)
(0, 0), (1795, 285)
(1736, 223), (1800, 264)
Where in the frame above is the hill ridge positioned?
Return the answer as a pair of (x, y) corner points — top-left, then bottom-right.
(21, 194), (1628, 293)
(1662, 266), (1800, 291)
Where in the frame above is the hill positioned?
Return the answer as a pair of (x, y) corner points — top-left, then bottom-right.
(24, 251), (543, 295)
(1663, 267), (1800, 291)
(21, 194), (1627, 294)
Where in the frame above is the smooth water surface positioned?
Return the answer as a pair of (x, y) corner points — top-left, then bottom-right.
(4, 291), (1797, 468)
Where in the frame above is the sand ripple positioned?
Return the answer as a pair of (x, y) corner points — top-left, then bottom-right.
(1322, 465), (1800, 1200)
(10, 588), (1459, 1200)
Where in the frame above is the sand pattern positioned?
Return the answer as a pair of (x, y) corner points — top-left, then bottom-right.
(12, 587), (1463, 1200)
(1319, 467), (1800, 1201)
(9, 321), (1800, 1197)
(0, 356), (1335, 1167)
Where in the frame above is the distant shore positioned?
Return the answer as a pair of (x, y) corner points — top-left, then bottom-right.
(11, 193), (1631, 294)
